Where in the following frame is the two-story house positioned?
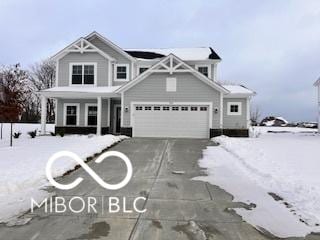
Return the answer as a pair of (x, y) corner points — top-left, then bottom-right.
(40, 31), (255, 138)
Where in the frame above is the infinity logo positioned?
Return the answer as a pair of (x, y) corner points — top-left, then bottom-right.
(46, 151), (133, 190)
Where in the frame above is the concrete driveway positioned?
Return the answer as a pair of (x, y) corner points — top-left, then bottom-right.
(0, 138), (317, 240)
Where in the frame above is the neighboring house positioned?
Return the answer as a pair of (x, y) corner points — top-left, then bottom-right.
(40, 31), (255, 138)
(314, 78), (320, 133)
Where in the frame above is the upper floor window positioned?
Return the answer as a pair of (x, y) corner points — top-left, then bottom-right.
(115, 64), (129, 81)
(195, 65), (211, 78)
(70, 63), (96, 85)
(138, 67), (149, 74)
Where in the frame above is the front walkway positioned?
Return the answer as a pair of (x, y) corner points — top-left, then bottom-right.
(0, 138), (314, 239)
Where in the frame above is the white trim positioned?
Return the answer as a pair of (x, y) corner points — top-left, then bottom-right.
(85, 31), (136, 62)
(108, 61), (112, 86)
(114, 63), (130, 82)
(195, 64), (212, 79)
(55, 98), (58, 126)
(227, 102), (242, 116)
(84, 103), (98, 126)
(116, 54), (229, 94)
(166, 77), (176, 92)
(55, 59), (59, 87)
(220, 92), (223, 128)
(246, 97), (251, 128)
(131, 62), (135, 79)
(114, 104), (121, 134)
(52, 37), (116, 62)
(41, 96), (47, 134)
(63, 103), (80, 126)
(69, 62), (97, 86)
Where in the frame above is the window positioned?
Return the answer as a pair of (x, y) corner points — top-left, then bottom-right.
(181, 106), (188, 111)
(191, 106), (198, 111)
(136, 106), (143, 111)
(115, 64), (129, 81)
(163, 106), (170, 111)
(144, 106), (152, 111)
(64, 104), (79, 126)
(172, 106), (179, 111)
(72, 65), (82, 84)
(70, 63), (96, 85)
(200, 106), (208, 111)
(139, 67), (149, 74)
(227, 102), (242, 115)
(154, 106), (161, 111)
(84, 65), (94, 84)
(86, 104), (97, 126)
(196, 65), (211, 78)
(166, 77), (176, 92)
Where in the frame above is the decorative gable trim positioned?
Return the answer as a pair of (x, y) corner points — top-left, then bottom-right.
(52, 38), (115, 61)
(85, 31), (136, 62)
(116, 54), (229, 94)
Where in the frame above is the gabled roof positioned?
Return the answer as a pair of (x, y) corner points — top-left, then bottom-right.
(314, 77), (320, 86)
(125, 47), (221, 61)
(85, 31), (136, 62)
(51, 37), (115, 61)
(116, 54), (228, 94)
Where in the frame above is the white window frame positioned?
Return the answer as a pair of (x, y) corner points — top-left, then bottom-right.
(114, 63), (129, 82)
(227, 102), (242, 116)
(69, 62), (97, 86)
(63, 103), (80, 126)
(195, 64), (211, 78)
(166, 77), (177, 92)
(85, 103), (98, 126)
(137, 66), (149, 75)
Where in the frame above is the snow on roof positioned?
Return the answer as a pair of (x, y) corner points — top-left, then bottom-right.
(222, 85), (255, 95)
(125, 47), (221, 61)
(41, 86), (120, 93)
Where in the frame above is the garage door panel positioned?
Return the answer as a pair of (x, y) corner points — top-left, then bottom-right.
(133, 105), (209, 138)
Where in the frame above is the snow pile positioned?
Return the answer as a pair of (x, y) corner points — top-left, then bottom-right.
(0, 123), (126, 223)
(194, 128), (320, 237)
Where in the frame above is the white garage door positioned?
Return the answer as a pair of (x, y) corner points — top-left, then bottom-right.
(132, 104), (209, 138)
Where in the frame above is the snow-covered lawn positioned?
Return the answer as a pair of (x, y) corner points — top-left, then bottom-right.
(194, 127), (320, 238)
(0, 123), (126, 224)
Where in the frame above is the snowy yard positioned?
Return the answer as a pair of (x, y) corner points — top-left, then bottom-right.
(194, 127), (320, 238)
(0, 123), (125, 224)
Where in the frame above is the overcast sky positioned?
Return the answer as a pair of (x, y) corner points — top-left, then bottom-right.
(1, 0), (319, 122)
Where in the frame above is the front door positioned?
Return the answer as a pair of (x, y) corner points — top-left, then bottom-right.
(114, 105), (121, 134)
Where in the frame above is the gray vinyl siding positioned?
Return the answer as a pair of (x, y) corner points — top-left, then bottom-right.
(122, 72), (222, 128)
(58, 52), (109, 87)
(56, 99), (109, 127)
(88, 36), (133, 86)
(223, 98), (248, 129)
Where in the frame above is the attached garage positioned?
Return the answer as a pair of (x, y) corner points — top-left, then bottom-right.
(131, 104), (211, 138)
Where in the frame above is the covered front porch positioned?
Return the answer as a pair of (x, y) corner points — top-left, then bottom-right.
(39, 86), (121, 136)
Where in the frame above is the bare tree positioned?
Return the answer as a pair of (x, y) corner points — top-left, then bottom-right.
(250, 105), (261, 126)
(0, 64), (32, 146)
(26, 59), (56, 123)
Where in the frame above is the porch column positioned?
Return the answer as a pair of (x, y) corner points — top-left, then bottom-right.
(41, 95), (47, 135)
(97, 96), (102, 135)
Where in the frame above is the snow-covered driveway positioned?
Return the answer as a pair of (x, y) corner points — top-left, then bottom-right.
(0, 123), (126, 224)
(194, 127), (320, 238)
